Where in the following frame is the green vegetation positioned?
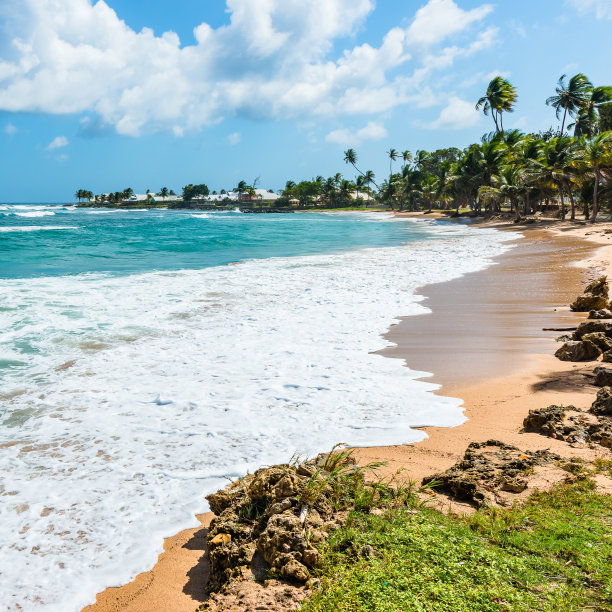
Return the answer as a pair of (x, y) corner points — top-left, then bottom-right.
(302, 478), (612, 612)
(74, 72), (612, 218)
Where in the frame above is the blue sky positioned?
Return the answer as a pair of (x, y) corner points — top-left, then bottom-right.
(0, 0), (611, 202)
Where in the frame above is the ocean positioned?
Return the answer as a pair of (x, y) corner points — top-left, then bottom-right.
(0, 204), (516, 610)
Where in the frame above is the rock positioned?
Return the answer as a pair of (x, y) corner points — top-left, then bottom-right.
(280, 559), (310, 582)
(301, 548), (320, 568)
(500, 477), (528, 493)
(584, 276), (609, 297)
(603, 350), (612, 363)
(571, 320), (612, 340)
(594, 366), (612, 387)
(523, 405), (568, 436)
(591, 386), (612, 416)
(272, 473), (303, 500)
(571, 294), (608, 312)
(422, 440), (559, 508)
(581, 332), (612, 352)
(248, 467), (289, 501)
(589, 309), (612, 320)
(210, 533), (232, 546)
(257, 513), (307, 568)
(206, 489), (241, 516)
(554, 340), (601, 362)
(266, 499), (294, 517)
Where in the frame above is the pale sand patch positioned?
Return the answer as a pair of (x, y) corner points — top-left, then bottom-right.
(83, 218), (612, 612)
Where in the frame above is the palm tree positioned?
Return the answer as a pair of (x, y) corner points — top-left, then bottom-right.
(159, 187), (169, 199)
(343, 149), (364, 177)
(363, 170), (378, 192)
(402, 150), (412, 172)
(476, 77), (518, 132)
(570, 86), (612, 137)
(529, 137), (579, 220)
(122, 187), (134, 201)
(387, 148), (398, 182)
(546, 73), (593, 134)
(576, 133), (612, 223)
(75, 189), (83, 203)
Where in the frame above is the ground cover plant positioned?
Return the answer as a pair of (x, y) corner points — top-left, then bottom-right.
(301, 478), (612, 612)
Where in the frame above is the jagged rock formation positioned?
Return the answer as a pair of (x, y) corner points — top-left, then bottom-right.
(523, 403), (612, 449)
(203, 449), (410, 598)
(421, 440), (559, 508)
(554, 320), (612, 362)
(588, 309), (612, 320)
(570, 276), (609, 312)
(555, 340), (601, 361)
(594, 366), (612, 387)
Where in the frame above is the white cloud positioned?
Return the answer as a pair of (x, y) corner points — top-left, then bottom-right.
(0, 0), (495, 136)
(227, 132), (241, 145)
(427, 97), (480, 130)
(567, 0), (612, 19)
(4, 122), (17, 134)
(47, 135), (69, 150)
(325, 121), (387, 145)
(406, 0), (493, 47)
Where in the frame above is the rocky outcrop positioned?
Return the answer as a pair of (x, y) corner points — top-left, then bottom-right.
(571, 320), (612, 340)
(204, 450), (404, 595)
(570, 277), (609, 312)
(421, 440), (559, 508)
(523, 403), (612, 449)
(591, 386), (612, 416)
(588, 309), (612, 320)
(555, 340), (601, 361)
(581, 332), (612, 352)
(594, 366), (612, 387)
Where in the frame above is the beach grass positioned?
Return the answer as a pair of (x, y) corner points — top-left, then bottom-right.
(301, 477), (612, 612)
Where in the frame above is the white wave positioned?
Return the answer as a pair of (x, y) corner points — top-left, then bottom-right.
(190, 213), (210, 219)
(0, 222), (518, 611)
(15, 211), (55, 218)
(0, 226), (78, 233)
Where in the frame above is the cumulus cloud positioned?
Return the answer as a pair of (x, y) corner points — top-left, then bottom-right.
(227, 132), (241, 145)
(47, 135), (69, 150)
(0, 0), (495, 136)
(325, 121), (388, 145)
(427, 97), (480, 130)
(4, 122), (17, 134)
(567, 0), (612, 19)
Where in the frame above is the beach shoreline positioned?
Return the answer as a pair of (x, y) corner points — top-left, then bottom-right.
(82, 216), (612, 612)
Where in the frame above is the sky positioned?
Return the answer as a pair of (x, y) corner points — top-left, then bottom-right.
(0, 0), (611, 202)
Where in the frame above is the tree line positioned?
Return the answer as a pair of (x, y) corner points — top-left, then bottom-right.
(75, 72), (612, 220)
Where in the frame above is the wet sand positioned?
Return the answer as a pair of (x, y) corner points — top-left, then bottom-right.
(82, 220), (612, 612)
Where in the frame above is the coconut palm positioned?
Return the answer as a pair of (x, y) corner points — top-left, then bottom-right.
(576, 133), (612, 222)
(343, 149), (363, 175)
(402, 150), (412, 172)
(476, 77), (518, 132)
(569, 86), (612, 137)
(159, 187), (169, 199)
(387, 148), (399, 182)
(529, 137), (580, 220)
(546, 73), (593, 134)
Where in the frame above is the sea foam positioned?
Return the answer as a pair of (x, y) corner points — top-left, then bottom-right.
(0, 220), (517, 610)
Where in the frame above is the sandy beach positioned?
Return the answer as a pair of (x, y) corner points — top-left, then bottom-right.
(83, 217), (612, 612)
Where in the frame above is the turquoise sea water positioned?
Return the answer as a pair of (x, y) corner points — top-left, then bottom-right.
(0, 204), (436, 278)
(0, 204), (516, 611)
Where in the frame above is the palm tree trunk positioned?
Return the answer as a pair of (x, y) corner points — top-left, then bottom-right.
(524, 190), (530, 216)
(499, 111), (504, 133)
(561, 107), (567, 135)
(559, 188), (565, 220)
(591, 170), (600, 223)
(567, 187), (576, 221)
